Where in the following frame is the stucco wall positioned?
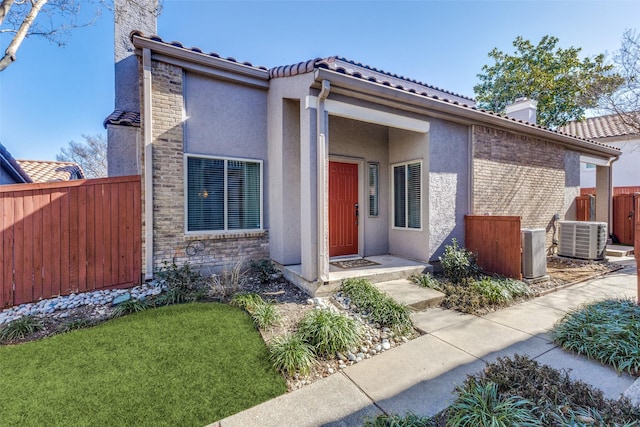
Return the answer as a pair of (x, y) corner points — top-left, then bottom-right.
(428, 118), (470, 260)
(328, 116), (390, 257)
(107, 125), (140, 177)
(581, 138), (640, 188)
(473, 125), (568, 247)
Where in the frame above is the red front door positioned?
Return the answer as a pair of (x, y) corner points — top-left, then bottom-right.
(329, 161), (359, 257)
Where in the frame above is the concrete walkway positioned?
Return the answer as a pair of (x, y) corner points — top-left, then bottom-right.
(210, 261), (639, 427)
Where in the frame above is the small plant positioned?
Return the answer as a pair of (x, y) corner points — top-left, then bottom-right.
(251, 302), (281, 329)
(230, 292), (265, 313)
(111, 298), (149, 318)
(551, 298), (640, 375)
(0, 316), (44, 342)
(410, 273), (443, 291)
(268, 333), (316, 376)
(471, 277), (512, 304)
(56, 319), (94, 333)
(363, 413), (433, 427)
(341, 278), (413, 334)
(211, 260), (248, 300)
(446, 380), (539, 427)
(155, 261), (210, 304)
(250, 259), (279, 284)
(297, 309), (362, 357)
(439, 239), (480, 284)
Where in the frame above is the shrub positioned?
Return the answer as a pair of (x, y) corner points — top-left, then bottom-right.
(111, 298), (150, 318)
(471, 277), (512, 304)
(446, 380), (539, 427)
(363, 413), (433, 427)
(341, 278), (413, 334)
(230, 293), (264, 313)
(551, 298), (640, 375)
(251, 302), (281, 329)
(268, 333), (316, 376)
(297, 309), (362, 357)
(250, 259), (279, 284)
(211, 261), (248, 300)
(0, 316), (44, 342)
(439, 239), (480, 283)
(155, 261), (210, 304)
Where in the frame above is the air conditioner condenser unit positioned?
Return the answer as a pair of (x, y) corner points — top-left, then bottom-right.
(557, 221), (607, 261)
(521, 228), (547, 279)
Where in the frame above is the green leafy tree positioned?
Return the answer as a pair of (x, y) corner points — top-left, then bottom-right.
(474, 36), (622, 129)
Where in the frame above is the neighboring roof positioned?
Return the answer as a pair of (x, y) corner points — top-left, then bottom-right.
(0, 143), (32, 183)
(104, 109), (141, 128)
(559, 113), (639, 140)
(128, 33), (621, 159)
(16, 160), (85, 183)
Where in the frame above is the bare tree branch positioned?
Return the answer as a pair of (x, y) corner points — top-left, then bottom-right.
(56, 133), (107, 178)
(0, 0), (16, 27)
(0, 0), (47, 71)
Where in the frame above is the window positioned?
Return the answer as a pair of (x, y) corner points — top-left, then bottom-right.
(585, 163), (596, 169)
(392, 161), (421, 229)
(368, 162), (379, 217)
(186, 156), (262, 232)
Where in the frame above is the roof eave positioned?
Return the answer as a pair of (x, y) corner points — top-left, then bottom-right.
(314, 68), (621, 159)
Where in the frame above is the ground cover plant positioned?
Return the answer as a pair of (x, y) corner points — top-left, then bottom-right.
(552, 298), (640, 375)
(0, 303), (286, 427)
(341, 278), (413, 334)
(365, 355), (640, 426)
(297, 308), (362, 357)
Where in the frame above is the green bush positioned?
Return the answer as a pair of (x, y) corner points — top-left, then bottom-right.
(155, 261), (210, 304)
(439, 239), (480, 283)
(268, 333), (316, 376)
(230, 292), (265, 313)
(363, 413), (433, 427)
(341, 278), (413, 334)
(297, 309), (362, 357)
(251, 302), (281, 329)
(0, 316), (44, 342)
(111, 298), (150, 318)
(250, 259), (279, 283)
(446, 380), (539, 427)
(551, 298), (640, 375)
(410, 273), (443, 291)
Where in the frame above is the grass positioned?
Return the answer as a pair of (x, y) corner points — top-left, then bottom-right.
(268, 333), (316, 376)
(341, 278), (413, 334)
(551, 298), (640, 375)
(0, 303), (286, 427)
(297, 308), (362, 357)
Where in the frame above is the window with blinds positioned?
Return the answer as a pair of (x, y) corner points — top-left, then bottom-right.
(368, 162), (379, 217)
(392, 161), (421, 229)
(186, 156), (262, 232)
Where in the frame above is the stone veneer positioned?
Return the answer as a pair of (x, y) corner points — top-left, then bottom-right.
(141, 60), (269, 273)
(472, 125), (568, 247)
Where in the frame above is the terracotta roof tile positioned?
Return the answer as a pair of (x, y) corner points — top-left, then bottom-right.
(558, 114), (639, 139)
(16, 160), (85, 183)
(103, 110), (141, 128)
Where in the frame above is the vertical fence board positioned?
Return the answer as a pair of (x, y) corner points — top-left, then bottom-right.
(635, 195), (639, 303)
(575, 195), (592, 221)
(465, 215), (522, 279)
(0, 177), (142, 307)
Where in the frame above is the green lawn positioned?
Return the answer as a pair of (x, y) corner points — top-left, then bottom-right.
(0, 303), (286, 427)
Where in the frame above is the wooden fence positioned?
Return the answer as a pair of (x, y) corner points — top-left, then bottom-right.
(465, 215), (522, 280)
(1, 176), (141, 308)
(612, 193), (639, 246)
(581, 186), (640, 196)
(575, 195), (594, 221)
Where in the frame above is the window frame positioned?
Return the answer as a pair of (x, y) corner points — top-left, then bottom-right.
(391, 160), (422, 231)
(184, 154), (264, 235)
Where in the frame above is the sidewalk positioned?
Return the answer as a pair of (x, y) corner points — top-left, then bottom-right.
(210, 261), (639, 427)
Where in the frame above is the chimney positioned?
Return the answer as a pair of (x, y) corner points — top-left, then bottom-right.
(505, 97), (538, 125)
(114, 0), (158, 112)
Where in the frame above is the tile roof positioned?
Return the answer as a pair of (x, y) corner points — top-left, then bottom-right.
(16, 160), (85, 183)
(128, 33), (621, 157)
(103, 109), (141, 128)
(270, 56), (475, 104)
(0, 143), (32, 183)
(558, 113), (639, 139)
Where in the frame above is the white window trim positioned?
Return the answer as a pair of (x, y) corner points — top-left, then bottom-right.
(184, 153), (264, 235)
(391, 159), (423, 232)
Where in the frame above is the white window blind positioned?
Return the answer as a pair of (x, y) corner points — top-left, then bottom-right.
(392, 161), (421, 229)
(187, 156), (262, 232)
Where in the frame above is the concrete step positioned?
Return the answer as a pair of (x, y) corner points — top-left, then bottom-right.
(606, 244), (634, 257)
(374, 279), (445, 312)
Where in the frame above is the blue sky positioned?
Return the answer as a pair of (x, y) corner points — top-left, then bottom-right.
(1, 0), (639, 161)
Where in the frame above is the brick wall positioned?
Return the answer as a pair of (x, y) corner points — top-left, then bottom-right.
(143, 60), (269, 272)
(472, 125), (566, 247)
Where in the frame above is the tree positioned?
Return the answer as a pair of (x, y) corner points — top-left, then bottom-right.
(474, 36), (622, 129)
(599, 29), (640, 134)
(57, 133), (107, 178)
(0, 0), (161, 72)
